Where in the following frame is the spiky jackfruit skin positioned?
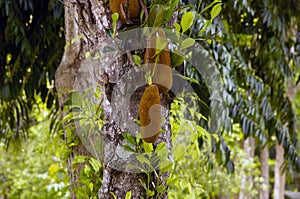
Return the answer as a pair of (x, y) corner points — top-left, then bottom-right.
(109, 0), (140, 23)
(139, 84), (161, 143)
(144, 29), (172, 93)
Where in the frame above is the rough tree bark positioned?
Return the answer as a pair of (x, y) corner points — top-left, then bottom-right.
(55, 1), (91, 198)
(56, 0), (176, 198)
(259, 145), (269, 199)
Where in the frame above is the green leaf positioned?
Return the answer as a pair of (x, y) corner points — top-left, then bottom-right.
(161, 0), (178, 23)
(143, 142), (153, 153)
(166, 176), (177, 185)
(123, 145), (136, 152)
(139, 178), (147, 190)
(63, 98), (72, 106)
(73, 155), (87, 164)
(200, 0), (221, 14)
(89, 183), (93, 192)
(155, 37), (168, 55)
(146, 189), (155, 196)
(112, 13), (119, 21)
(156, 142), (166, 151)
(171, 0), (179, 7)
(112, 13), (119, 38)
(173, 23), (181, 40)
(156, 144), (168, 158)
(156, 185), (166, 193)
(174, 144), (185, 161)
(171, 51), (185, 67)
(174, 22), (181, 32)
(181, 12), (195, 33)
(84, 164), (91, 175)
(122, 133), (137, 146)
(160, 160), (173, 172)
(136, 133), (141, 145)
(136, 155), (151, 165)
(211, 3), (222, 20)
(181, 38), (195, 49)
(88, 158), (101, 172)
(125, 190), (132, 199)
(110, 192), (117, 199)
(69, 91), (83, 106)
(131, 55), (141, 67)
(149, 5), (165, 27)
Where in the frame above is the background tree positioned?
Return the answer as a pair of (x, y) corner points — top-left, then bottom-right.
(215, 1), (300, 198)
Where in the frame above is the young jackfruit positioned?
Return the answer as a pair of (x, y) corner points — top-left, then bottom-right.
(109, 0), (141, 23)
(144, 29), (172, 93)
(139, 84), (161, 143)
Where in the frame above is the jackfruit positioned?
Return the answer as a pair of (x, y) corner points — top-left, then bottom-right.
(144, 29), (172, 93)
(139, 84), (161, 143)
(109, 0), (140, 23)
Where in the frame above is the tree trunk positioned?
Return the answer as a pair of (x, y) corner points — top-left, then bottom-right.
(55, 1), (91, 198)
(239, 137), (255, 199)
(259, 145), (269, 199)
(274, 143), (285, 199)
(56, 0), (175, 198)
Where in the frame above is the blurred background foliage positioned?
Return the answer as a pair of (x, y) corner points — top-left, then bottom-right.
(0, 97), (69, 198)
(0, 0), (64, 146)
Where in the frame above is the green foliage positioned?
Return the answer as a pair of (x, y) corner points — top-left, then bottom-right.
(121, 140), (171, 198)
(72, 156), (103, 199)
(169, 97), (263, 198)
(62, 89), (104, 198)
(0, 98), (69, 199)
(63, 88), (105, 150)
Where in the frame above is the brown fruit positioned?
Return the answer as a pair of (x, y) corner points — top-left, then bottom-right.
(139, 84), (161, 143)
(144, 29), (172, 93)
(109, 0), (140, 23)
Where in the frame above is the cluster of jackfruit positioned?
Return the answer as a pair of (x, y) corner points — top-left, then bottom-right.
(108, 2), (173, 143)
(139, 29), (173, 143)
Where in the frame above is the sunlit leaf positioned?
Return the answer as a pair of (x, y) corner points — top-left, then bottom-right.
(181, 12), (195, 33)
